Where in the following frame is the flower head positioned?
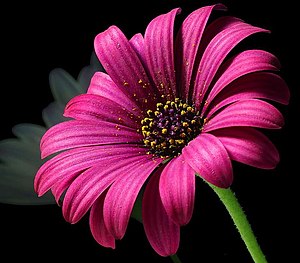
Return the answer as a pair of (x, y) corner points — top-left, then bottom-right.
(34, 4), (289, 256)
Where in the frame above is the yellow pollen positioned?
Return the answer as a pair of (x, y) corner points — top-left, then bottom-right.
(147, 110), (153, 116)
(157, 103), (163, 108)
(150, 141), (156, 147)
(175, 139), (184, 145)
(162, 128), (168, 134)
(180, 133), (186, 138)
(182, 122), (189, 127)
(169, 138), (175, 145)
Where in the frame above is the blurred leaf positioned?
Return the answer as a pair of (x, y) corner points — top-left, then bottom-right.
(0, 124), (55, 205)
(77, 51), (104, 90)
(49, 68), (85, 105)
(42, 101), (68, 128)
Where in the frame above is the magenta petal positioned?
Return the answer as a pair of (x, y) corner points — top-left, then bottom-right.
(204, 99), (284, 132)
(89, 193), (115, 249)
(103, 157), (162, 239)
(193, 21), (269, 108)
(159, 155), (195, 225)
(211, 127), (280, 169)
(94, 26), (155, 109)
(205, 72), (290, 118)
(143, 170), (180, 256)
(182, 133), (233, 188)
(64, 94), (140, 129)
(40, 120), (142, 158)
(35, 145), (145, 199)
(130, 33), (146, 66)
(175, 4), (227, 100)
(87, 72), (143, 116)
(144, 8), (181, 99)
(203, 49), (282, 112)
(62, 154), (154, 223)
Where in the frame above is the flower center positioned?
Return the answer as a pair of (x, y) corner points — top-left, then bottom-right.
(141, 98), (203, 158)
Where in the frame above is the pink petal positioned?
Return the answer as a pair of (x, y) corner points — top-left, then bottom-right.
(198, 16), (244, 53)
(89, 193), (115, 249)
(143, 169), (180, 256)
(211, 127), (280, 169)
(35, 145), (144, 198)
(130, 33), (146, 66)
(94, 26), (155, 110)
(103, 157), (163, 239)
(63, 154), (153, 223)
(159, 155), (195, 225)
(205, 72), (290, 118)
(174, 4), (227, 100)
(182, 133), (233, 188)
(204, 99), (284, 132)
(87, 72), (143, 116)
(203, 49), (282, 113)
(64, 94), (140, 129)
(40, 120), (142, 158)
(144, 8), (181, 100)
(192, 21), (269, 108)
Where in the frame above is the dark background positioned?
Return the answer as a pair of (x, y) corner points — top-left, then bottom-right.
(1, 0), (298, 262)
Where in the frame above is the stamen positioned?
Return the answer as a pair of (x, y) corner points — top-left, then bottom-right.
(140, 98), (203, 158)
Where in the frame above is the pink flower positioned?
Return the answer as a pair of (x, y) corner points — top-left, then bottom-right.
(34, 4), (289, 257)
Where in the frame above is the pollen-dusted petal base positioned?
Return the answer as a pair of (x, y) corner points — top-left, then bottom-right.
(87, 72), (143, 116)
(64, 94), (140, 129)
(144, 8), (181, 99)
(94, 25), (156, 109)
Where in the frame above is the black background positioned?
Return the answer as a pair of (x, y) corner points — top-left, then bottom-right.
(1, 0), (298, 262)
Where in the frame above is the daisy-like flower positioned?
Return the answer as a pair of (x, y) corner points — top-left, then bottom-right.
(34, 3), (290, 256)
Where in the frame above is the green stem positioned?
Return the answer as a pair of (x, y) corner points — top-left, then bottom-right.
(208, 184), (267, 263)
(170, 254), (182, 263)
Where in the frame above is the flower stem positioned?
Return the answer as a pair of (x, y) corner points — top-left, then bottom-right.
(170, 254), (182, 263)
(208, 184), (268, 263)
